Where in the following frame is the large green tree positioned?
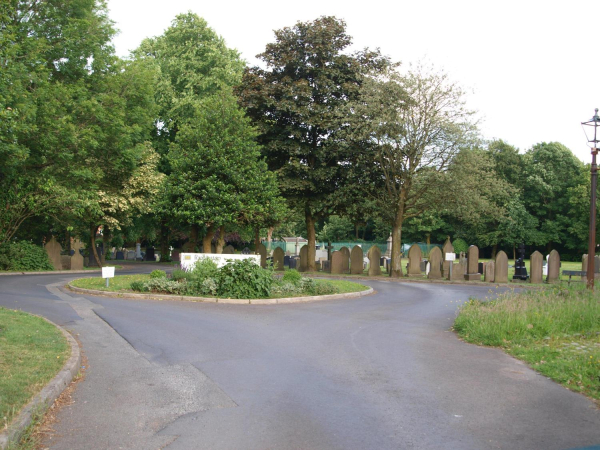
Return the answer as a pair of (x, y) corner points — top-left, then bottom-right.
(238, 16), (389, 270)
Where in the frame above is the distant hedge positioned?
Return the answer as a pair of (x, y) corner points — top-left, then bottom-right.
(0, 241), (54, 271)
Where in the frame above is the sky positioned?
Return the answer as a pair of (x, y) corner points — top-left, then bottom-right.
(106, 0), (600, 163)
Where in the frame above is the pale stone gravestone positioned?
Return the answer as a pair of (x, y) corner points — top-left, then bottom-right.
(449, 261), (465, 281)
(407, 244), (422, 277)
(298, 245), (308, 272)
(494, 251), (508, 283)
(61, 255), (71, 270)
(595, 255), (600, 274)
(368, 245), (382, 276)
(126, 250), (136, 260)
(484, 261), (495, 282)
(256, 243), (267, 268)
(331, 251), (344, 274)
(465, 246), (480, 281)
(223, 245), (235, 254)
(547, 249), (560, 283)
(530, 251), (543, 284)
(339, 247), (350, 273)
(582, 254), (588, 279)
(70, 238), (84, 270)
(427, 247), (442, 279)
(272, 247), (284, 271)
(350, 245), (364, 275)
(44, 237), (62, 270)
(442, 238), (454, 277)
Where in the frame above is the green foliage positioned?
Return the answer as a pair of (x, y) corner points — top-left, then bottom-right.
(150, 269), (166, 279)
(143, 278), (185, 294)
(317, 216), (354, 242)
(282, 269), (302, 285)
(271, 276), (339, 296)
(452, 238), (469, 254)
(191, 257), (219, 280)
(171, 268), (191, 282)
(130, 281), (147, 292)
(215, 259), (273, 299)
(0, 241), (54, 271)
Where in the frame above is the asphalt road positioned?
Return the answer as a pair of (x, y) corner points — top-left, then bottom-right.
(1, 265), (599, 449)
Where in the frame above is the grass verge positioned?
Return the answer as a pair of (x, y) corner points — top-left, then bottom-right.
(70, 275), (369, 298)
(454, 285), (600, 401)
(0, 308), (70, 432)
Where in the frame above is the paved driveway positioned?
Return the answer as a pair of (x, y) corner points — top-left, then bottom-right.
(1, 270), (599, 449)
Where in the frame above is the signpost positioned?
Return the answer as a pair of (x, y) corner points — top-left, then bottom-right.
(102, 266), (115, 288)
(445, 253), (456, 279)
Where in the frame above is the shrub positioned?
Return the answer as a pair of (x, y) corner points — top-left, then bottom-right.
(0, 241), (54, 271)
(452, 238), (469, 254)
(271, 281), (301, 296)
(150, 269), (166, 279)
(130, 281), (147, 292)
(143, 278), (185, 295)
(282, 269), (302, 285)
(171, 268), (191, 282)
(216, 258), (273, 299)
(191, 257), (219, 281)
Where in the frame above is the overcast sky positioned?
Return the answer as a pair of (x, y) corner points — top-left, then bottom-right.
(106, 0), (600, 163)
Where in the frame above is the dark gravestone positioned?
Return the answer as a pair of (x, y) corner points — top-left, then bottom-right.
(171, 250), (181, 262)
(87, 247), (103, 267)
(145, 247), (155, 261)
(478, 262), (484, 275)
(322, 260), (331, 273)
(289, 257), (298, 270)
(223, 245), (235, 254)
(283, 255), (291, 267)
(116, 251), (124, 260)
(420, 260), (428, 272)
(242, 247), (251, 255)
(513, 243), (528, 280)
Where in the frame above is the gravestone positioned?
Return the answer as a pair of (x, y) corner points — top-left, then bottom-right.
(126, 250), (136, 261)
(427, 247), (442, 279)
(449, 260), (465, 281)
(68, 239), (84, 271)
(442, 238), (454, 277)
(512, 243), (528, 280)
(44, 237), (62, 270)
(242, 247), (251, 255)
(368, 246), (382, 276)
(299, 245), (308, 272)
(171, 249), (181, 262)
(465, 245), (480, 281)
(547, 249), (560, 283)
(256, 243), (267, 268)
(322, 260), (331, 273)
(530, 251), (543, 284)
(331, 251), (344, 275)
(484, 261), (495, 282)
(61, 255), (71, 270)
(87, 247), (103, 267)
(494, 251), (508, 283)
(407, 244), (422, 277)
(283, 255), (291, 267)
(350, 246), (364, 275)
(289, 257), (298, 270)
(145, 247), (155, 261)
(182, 241), (195, 252)
(273, 247), (284, 271)
(339, 247), (350, 274)
(223, 245), (235, 254)
(596, 256), (600, 273)
(115, 250), (124, 260)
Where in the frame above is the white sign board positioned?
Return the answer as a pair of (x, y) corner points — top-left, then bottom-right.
(102, 266), (115, 278)
(445, 253), (456, 261)
(180, 253), (261, 271)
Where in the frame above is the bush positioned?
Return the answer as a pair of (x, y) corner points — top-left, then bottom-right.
(150, 269), (166, 279)
(271, 281), (301, 296)
(0, 241), (54, 271)
(171, 268), (191, 282)
(191, 257), (219, 280)
(216, 259), (273, 299)
(452, 238), (469, 254)
(143, 278), (185, 294)
(130, 281), (147, 292)
(282, 269), (302, 285)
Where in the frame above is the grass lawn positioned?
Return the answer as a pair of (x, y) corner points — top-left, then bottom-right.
(454, 284), (600, 401)
(0, 308), (70, 431)
(70, 274), (369, 298)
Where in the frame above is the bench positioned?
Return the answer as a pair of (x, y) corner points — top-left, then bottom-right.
(562, 270), (586, 285)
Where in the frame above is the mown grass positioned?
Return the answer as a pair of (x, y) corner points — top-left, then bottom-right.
(0, 308), (70, 431)
(70, 274), (369, 297)
(454, 285), (600, 400)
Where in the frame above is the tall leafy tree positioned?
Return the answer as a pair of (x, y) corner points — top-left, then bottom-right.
(238, 16), (389, 270)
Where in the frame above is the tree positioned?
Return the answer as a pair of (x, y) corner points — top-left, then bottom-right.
(238, 16), (390, 271)
(353, 65), (477, 277)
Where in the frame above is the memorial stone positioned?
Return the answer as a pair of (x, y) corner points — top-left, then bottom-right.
(223, 245), (235, 254)
(547, 249), (560, 283)
(273, 247), (284, 271)
(289, 257), (298, 270)
(145, 247), (155, 261)
(484, 261), (495, 282)
(442, 238), (454, 277)
(322, 260), (331, 273)
(530, 251), (543, 284)
(298, 245), (308, 272)
(256, 243), (267, 268)
(350, 246), (364, 275)
(407, 244), (422, 277)
(171, 249), (181, 262)
(44, 237), (62, 270)
(465, 245), (480, 281)
(449, 260), (465, 281)
(494, 251), (509, 283)
(126, 250), (136, 261)
(427, 247), (442, 279)
(368, 246), (382, 276)
(339, 247), (350, 273)
(283, 255), (290, 267)
(242, 247), (251, 255)
(331, 251), (344, 275)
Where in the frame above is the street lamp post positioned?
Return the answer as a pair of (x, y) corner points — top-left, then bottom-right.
(582, 109), (600, 289)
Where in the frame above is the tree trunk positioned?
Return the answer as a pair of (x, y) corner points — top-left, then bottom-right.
(305, 208), (316, 272)
(160, 220), (169, 260)
(101, 225), (110, 264)
(267, 227), (274, 252)
(254, 227), (260, 250)
(216, 225), (225, 254)
(190, 224), (199, 252)
(390, 194), (406, 278)
(203, 224), (215, 253)
(491, 244), (497, 260)
(90, 224), (102, 268)
(513, 244), (517, 262)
